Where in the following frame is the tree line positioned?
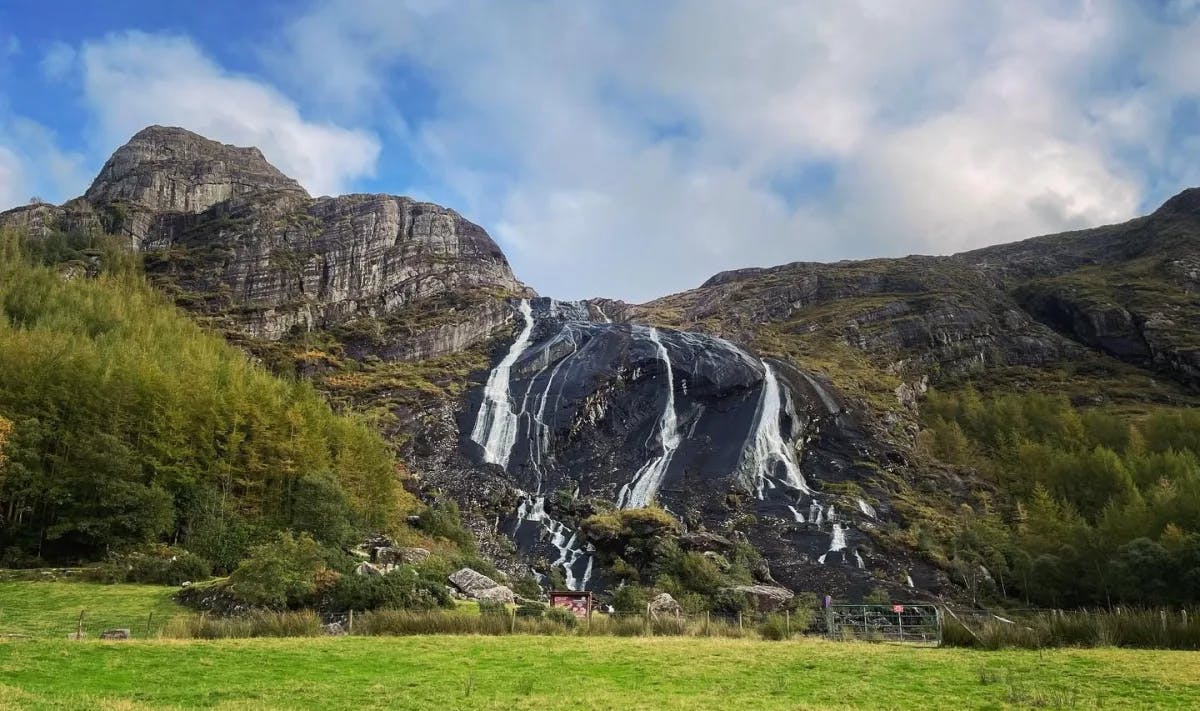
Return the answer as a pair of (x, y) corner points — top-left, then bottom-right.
(919, 388), (1200, 607)
(0, 229), (416, 570)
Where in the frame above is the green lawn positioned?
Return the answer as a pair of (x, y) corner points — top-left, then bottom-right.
(0, 581), (184, 639)
(0, 636), (1197, 710)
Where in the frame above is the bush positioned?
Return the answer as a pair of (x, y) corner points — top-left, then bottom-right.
(478, 600), (509, 618)
(227, 532), (335, 609)
(128, 548), (212, 585)
(511, 574), (542, 599)
(758, 614), (791, 641)
(546, 606), (577, 627)
(416, 500), (475, 551)
(324, 568), (451, 612)
(611, 584), (649, 614)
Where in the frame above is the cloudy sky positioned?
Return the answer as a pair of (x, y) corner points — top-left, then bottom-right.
(1, 1), (1198, 302)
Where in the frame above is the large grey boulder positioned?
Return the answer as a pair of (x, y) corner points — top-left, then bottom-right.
(726, 585), (795, 612)
(449, 567), (514, 603)
(648, 593), (682, 618)
(376, 547), (430, 565)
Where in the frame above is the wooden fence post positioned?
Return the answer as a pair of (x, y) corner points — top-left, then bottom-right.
(145, 612), (154, 639)
(705, 611), (710, 637)
(737, 612), (743, 632)
(785, 610), (791, 638)
(76, 610), (84, 640)
(510, 608), (516, 634)
(348, 609), (354, 634)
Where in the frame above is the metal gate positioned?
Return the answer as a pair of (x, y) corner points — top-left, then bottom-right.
(824, 604), (941, 645)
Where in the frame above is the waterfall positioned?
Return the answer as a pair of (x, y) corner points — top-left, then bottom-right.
(799, 371), (840, 415)
(830, 523), (847, 551)
(737, 361), (811, 498)
(515, 494), (591, 591)
(854, 550), (865, 569)
(857, 498), (876, 519)
(906, 573), (915, 588)
(618, 327), (681, 509)
(808, 501), (824, 527)
(470, 300), (536, 470)
(787, 505), (805, 523)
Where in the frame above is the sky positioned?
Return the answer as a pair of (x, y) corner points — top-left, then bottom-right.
(1, 1), (1199, 302)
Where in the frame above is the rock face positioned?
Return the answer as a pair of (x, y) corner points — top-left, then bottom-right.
(452, 297), (910, 599)
(84, 125), (308, 217)
(1, 126), (528, 345)
(727, 585), (795, 612)
(448, 567), (515, 603)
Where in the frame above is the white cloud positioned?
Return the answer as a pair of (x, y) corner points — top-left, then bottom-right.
(0, 117), (90, 210)
(265, 0), (1194, 302)
(79, 32), (379, 196)
(0, 144), (23, 208)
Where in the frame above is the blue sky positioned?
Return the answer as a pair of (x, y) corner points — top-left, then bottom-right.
(2, 1), (1200, 302)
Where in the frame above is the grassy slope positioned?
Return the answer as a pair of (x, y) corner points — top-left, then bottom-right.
(0, 582), (184, 639)
(0, 636), (1197, 710)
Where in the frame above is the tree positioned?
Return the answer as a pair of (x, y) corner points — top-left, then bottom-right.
(227, 532), (333, 609)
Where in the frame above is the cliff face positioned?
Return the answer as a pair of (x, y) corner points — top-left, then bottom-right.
(5, 125), (1200, 604)
(2, 126), (527, 345)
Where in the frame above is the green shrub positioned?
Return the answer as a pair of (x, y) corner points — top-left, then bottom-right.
(546, 606), (577, 627)
(511, 574), (542, 599)
(478, 600), (509, 618)
(611, 584), (649, 613)
(325, 568), (451, 611)
(416, 501), (475, 552)
(758, 614), (791, 641)
(227, 532), (334, 609)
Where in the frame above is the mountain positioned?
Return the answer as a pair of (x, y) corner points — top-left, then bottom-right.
(4, 126), (1200, 607)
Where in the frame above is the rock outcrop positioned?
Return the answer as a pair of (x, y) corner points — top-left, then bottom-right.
(448, 567), (515, 603)
(0, 126), (528, 345)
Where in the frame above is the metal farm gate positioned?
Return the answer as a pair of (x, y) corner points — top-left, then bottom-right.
(824, 604), (942, 645)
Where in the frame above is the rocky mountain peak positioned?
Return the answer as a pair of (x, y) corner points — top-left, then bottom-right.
(84, 125), (308, 215)
(1151, 187), (1200, 218)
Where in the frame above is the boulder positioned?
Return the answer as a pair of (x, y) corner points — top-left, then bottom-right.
(473, 586), (517, 604)
(726, 585), (795, 612)
(448, 567), (515, 603)
(648, 592), (683, 618)
(678, 532), (734, 552)
(376, 547), (430, 565)
(355, 562), (385, 577)
(322, 622), (346, 636)
(100, 628), (131, 640)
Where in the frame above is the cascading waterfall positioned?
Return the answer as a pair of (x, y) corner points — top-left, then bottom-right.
(830, 523), (847, 551)
(516, 494), (593, 591)
(470, 300), (536, 470)
(857, 498), (877, 519)
(818, 523), (848, 565)
(787, 505), (805, 523)
(808, 501), (824, 527)
(799, 371), (840, 415)
(618, 327), (682, 509)
(736, 361), (811, 498)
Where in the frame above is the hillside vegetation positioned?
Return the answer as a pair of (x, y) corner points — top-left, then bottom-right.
(0, 230), (416, 569)
(0, 636), (1197, 709)
(921, 389), (1200, 607)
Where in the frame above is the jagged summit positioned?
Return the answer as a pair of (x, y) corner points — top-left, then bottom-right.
(84, 125), (309, 215)
(0, 126), (527, 341)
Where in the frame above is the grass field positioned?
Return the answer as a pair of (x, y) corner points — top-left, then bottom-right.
(0, 581), (184, 638)
(2, 581), (1200, 709)
(0, 635), (1198, 710)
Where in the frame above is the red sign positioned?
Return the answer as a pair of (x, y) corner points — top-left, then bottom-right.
(892, 604), (905, 613)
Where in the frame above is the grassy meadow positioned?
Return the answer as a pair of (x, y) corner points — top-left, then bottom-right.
(0, 635), (1198, 710)
(2, 580), (1200, 709)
